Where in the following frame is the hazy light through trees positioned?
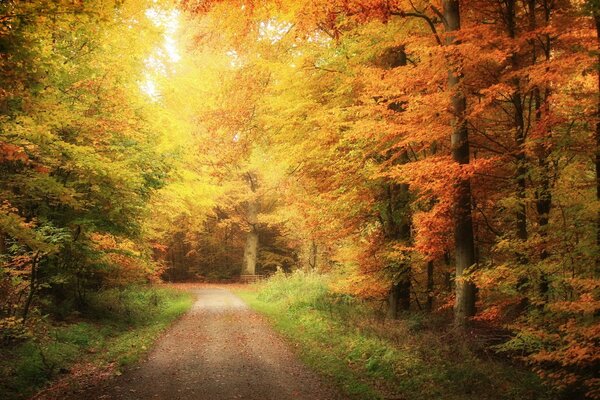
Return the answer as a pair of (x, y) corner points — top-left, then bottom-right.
(141, 7), (181, 100)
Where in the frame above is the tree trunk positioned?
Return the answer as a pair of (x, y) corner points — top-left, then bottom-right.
(506, 0), (528, 245)
(242, 229), (258, 275)
(595, 13), (600, 275)
(242, 200), (259, 275)
(531, 0), (553, 302)
(426, 260), (434, 311)
(388, 286), (399, 319)
(0, 233), (6, 255)
(388, 269), (410, 319)
(505, 0), (531, 301)
(308, 239), (317, 271)
(443, 0), (477, 326)
(22, 251), (40, 323)
(381, 45), (413, 319)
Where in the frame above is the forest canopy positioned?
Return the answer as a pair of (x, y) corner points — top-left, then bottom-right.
(1, 0), (600, 398)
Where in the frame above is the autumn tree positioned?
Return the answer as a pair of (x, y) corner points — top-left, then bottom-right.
(178, 1), (600, 395)
(0, 0), (181, 318)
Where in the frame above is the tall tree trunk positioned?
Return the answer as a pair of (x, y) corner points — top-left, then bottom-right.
(382, 46), (413, 319)
(506, 0), (528, 245)
(242, 200), (259, 275)
(595, 13), (600, 275)
(506, 0), (530, 303)
(443, 0), (477, 326)
(531, 0), (553, 302)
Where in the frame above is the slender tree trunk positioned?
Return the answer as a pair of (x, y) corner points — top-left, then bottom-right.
(387, 180), (412, 319)
(531, 0), (553, 302)
(426, 260), (434, 311)
(443, 251), (452, 292)
(386, 178), (412, 319)
(515, 106), (528, 241)
(443, 0), (477, 326)
(308, 239), (317, 271)
(506, 0), (528, 245)
(506, 0), (530, 302)
(595, 13), (600, 275)
(0, 233), (6, 255)
(388, 283), (399, 319)
(382, 46), (413, 319)
(22, 251), (40, 322)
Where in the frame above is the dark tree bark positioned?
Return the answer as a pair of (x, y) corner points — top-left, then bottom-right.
(378, 45), (413, 319)
(529, 0), (553, 302)
(506, 0), (528, 245)
(595, 12), (600, 275)
(443, 0), (477, 326)
(389, 271), (411, 319)
(426, 260), (434, 311)
(308, 239), (317, 271)
(0, 233), (6, 255)
(385, 178), (412, 319)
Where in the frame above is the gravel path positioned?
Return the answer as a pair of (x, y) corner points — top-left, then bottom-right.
(74, 287), (347, 400)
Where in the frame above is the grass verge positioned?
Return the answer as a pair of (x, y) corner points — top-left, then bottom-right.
(0, 286), (194, 400)
(235, 271), (551, 400)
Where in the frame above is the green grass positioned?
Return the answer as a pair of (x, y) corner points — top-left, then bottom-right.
(235, 271), (551, 400)
(0, 286), (194, 400)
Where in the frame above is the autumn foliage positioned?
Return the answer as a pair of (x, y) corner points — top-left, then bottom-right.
(1, 0), (600, 398)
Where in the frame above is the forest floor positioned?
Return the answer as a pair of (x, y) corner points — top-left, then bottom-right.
(49, 285), (347, 400)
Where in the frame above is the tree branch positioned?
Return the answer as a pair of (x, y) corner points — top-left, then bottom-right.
(390, 10), (443, 46)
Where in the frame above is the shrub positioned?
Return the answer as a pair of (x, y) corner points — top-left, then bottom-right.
(0, 316), (32, 345)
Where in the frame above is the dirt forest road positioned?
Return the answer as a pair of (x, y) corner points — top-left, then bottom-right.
(71, 287), (347, 400)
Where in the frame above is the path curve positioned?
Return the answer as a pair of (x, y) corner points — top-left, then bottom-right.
(73, 287), (347, 400)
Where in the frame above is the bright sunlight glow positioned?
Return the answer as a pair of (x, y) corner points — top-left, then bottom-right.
(140, 7), (181, 100)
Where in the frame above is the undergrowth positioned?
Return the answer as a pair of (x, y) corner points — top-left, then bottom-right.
(236, 270), (551, 400)
(0, 286), (193, 400)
